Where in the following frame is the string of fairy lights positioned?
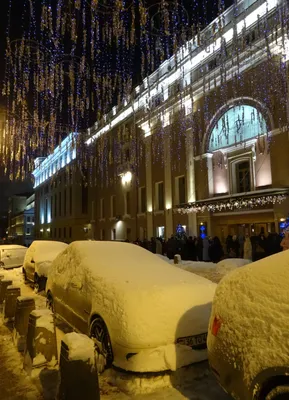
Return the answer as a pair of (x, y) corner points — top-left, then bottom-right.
(2, 0), (289, 189)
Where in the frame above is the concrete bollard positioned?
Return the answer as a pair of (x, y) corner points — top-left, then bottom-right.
(174, 254), (182, 264)
(0, 279), (13, 304)
(13, 296), (35, 351)
(23, 309), (58, 374)
(4, 286), (21, 321)
(57, 332), (100, 400)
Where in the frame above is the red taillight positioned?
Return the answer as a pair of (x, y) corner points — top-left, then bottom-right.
(211, 316), (222, 337)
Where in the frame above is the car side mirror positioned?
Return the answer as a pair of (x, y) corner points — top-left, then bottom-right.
(70, 277), (82, 290)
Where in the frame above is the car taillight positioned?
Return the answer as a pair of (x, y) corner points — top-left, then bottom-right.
(211, 316), (222, 337)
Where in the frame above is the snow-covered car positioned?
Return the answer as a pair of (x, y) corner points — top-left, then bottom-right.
(208, 250), (289, 400)
(46, 241), (216, 372)
(0, 244), (27, 269)
(23, 240), (68, 292)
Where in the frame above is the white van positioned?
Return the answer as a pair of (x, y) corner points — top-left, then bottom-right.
(0, 245), (27, 269)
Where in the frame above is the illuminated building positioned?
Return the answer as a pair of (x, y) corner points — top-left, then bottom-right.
(34, 0), (289, 243)
(7, 194), (35, 246)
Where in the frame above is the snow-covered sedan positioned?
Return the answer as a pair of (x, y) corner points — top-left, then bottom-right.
(208, 250), (289, 400)
(23, 240), (68, 292)
(46, 241), (216, 372)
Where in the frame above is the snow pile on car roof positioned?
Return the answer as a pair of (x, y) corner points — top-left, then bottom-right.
(26, 241), (68, 264)
(210, 250), (289, 386)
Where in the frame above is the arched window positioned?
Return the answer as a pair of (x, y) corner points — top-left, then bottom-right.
(208, 105), (267, 152)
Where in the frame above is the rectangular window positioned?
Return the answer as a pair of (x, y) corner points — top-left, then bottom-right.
(236, 161), (251, 193)
(54, 228), (57, 238)
(69, 187), (72, 216)
(125, 191), (130, 215)
(59, 192), (62, 217)
(157, 226), (165, 238)
(69, 227), (72, 238)
(139, 187), (146, 213)
(26, 228), (30, 234)
(64, 227), (66, 239)
(59, 227), (61, 239)
(111, 195), (116, 217)
(156, 182), (164, 210)
(176, 176), (186, 205)
(100, 198), (104, 219)
(27, 216), (30, 223)
(64, 189), (67, 216)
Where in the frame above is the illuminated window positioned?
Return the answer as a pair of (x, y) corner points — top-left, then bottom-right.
(209, 105), (267, 151)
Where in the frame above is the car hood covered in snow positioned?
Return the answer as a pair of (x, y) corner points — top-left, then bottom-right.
(49, 241), (216, 348)
(208, 250), (289, 387)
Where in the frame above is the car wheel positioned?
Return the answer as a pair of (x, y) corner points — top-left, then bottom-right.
(90, 316), (113, 372)
(46, 292), (54, 312)
(266, 385), (289, 399)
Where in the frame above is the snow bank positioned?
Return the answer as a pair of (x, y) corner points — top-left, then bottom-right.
(216, 258), (251, 275)
(48, 241), (216, 371)
(209, 250), (289, 387)
(117, 343), (207, 372)
(63, 332), (95, 364)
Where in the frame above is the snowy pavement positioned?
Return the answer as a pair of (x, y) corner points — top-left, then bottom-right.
(0, 266), (232, 400)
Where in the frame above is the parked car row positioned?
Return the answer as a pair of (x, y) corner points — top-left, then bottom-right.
(2, 240), (289, 399)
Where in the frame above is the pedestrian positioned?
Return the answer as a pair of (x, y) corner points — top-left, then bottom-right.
(281, 231), (289, 251)
(229, 235), (240, 258)
(243, 234), (252, 260)
(185, 236), (197, 261)
(209, 236), (224, 263)
(156, 237), (162, 254)
(150, 237), (156, 254)
(196, 237), (203, 261)
(203, 236), (210, 261)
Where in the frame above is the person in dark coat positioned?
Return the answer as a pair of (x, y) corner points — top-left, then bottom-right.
(185, 236), (197, 261)
(150, 237), (156, 254)
(196, 237), (203, 261)
(167, 235), (177, 259)
(209, 236), (224, 263)
(229, 235), (240, 258)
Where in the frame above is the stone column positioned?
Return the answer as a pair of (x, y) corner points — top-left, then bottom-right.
(164, 134), (173, 238)
(185, 128), (197, 236)
(145, 137), (153, 238)
(205, 153), (214, 197)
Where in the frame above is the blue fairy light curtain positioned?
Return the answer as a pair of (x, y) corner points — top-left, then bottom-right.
(2, 0), (289, 182)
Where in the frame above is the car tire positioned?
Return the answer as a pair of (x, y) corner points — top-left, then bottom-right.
(89, 316), (113, 372)
(46, 292), (54, 313)
(266, 385), (289, 399)
(34, 274), (46, 294)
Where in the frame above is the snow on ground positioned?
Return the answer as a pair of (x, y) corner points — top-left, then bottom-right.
(157, 254), (252, 283)
(0, 265), (230, 400)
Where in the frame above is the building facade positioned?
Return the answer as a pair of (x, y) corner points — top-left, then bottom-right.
(33, 0), (289, 245)
(7, 194), (35, 246)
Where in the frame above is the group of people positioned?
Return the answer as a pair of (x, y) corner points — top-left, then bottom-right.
(131, 229), (285, 263)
